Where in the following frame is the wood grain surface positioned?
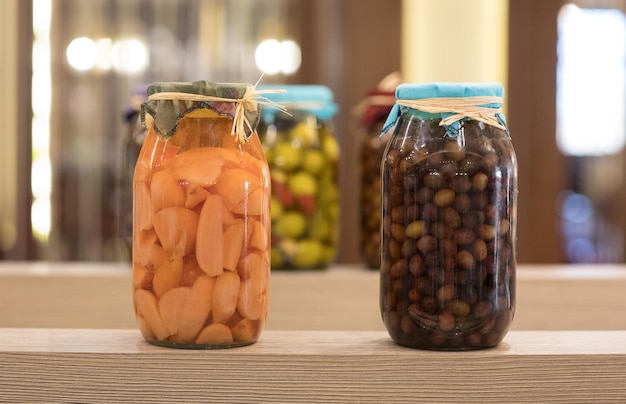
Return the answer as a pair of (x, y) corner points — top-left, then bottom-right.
(1, 328), (625, 403)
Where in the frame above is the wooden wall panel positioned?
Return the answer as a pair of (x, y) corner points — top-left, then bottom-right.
(508, 0), (568, 262)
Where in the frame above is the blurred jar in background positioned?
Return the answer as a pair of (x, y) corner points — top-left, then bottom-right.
(115, 85), (148, 262)
(257, 85), (340, 270)
(356, 72), (401, 269)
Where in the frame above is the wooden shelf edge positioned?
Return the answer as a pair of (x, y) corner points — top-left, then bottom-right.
(1, 328), (625, 402)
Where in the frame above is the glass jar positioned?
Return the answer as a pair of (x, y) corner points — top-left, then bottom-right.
(380, 83), (517, 350)
(257, 85), (339, 270)
(132, 81), (271, 349)
(116, 85), (148, 262)
(357, 74), (400, 269)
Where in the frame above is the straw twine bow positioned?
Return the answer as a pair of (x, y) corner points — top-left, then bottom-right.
(396, 96), (506, 130)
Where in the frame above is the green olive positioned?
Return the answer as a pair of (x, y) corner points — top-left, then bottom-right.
(274, 211), (307, 238)
(293, 239), (324, 268)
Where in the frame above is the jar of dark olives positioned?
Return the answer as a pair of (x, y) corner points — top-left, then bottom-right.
(257, 85), (340, 270)
(380, 83), (517, 350)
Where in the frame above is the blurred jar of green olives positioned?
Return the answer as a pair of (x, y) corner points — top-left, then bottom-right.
(257, 85), (340, 270)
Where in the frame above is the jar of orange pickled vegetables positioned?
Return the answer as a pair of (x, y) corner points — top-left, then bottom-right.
(133, 81), (272, 349)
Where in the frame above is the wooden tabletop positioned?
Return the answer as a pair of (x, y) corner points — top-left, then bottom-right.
(1, 328), (626, 403)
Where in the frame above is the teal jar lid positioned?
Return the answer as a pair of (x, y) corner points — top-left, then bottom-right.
(258, 85), (339, 122)
(381, 82), (508, 138)
(396, 82), (504, 101)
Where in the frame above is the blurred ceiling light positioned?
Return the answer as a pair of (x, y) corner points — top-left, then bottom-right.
(32, 0), (52, 243)
(66, 37), (97, 71)
(31, 156), (52, 199)
(111, 38), (149, 74)
(95, 38), (113, 70)
(279, 40), (301, 75)
(31, 199), (51, 241)
(255, 39), (282, 74)
(66, 37), (146, 73)
(255, 39), (301, 75)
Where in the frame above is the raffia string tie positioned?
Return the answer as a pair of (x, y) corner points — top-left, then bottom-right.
(147, 87), (289, 143)
(396, 96), (505, 130)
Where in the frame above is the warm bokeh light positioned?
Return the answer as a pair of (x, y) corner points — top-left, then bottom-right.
(111, 38), (148, 74)
(278, 40), (301, 75)
(66, 36), (147, 74)
(255, 39), (301, 75)
(255, 39), (282, 75)
(66, 37), (97, 71)
(31, 199), (51, 241)
(32, 0), (52, 243)
(31, 156), (52, 199)
(95, 38), (113, 70)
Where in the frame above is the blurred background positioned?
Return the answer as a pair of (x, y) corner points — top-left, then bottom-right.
(1, 0), (626, 265)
